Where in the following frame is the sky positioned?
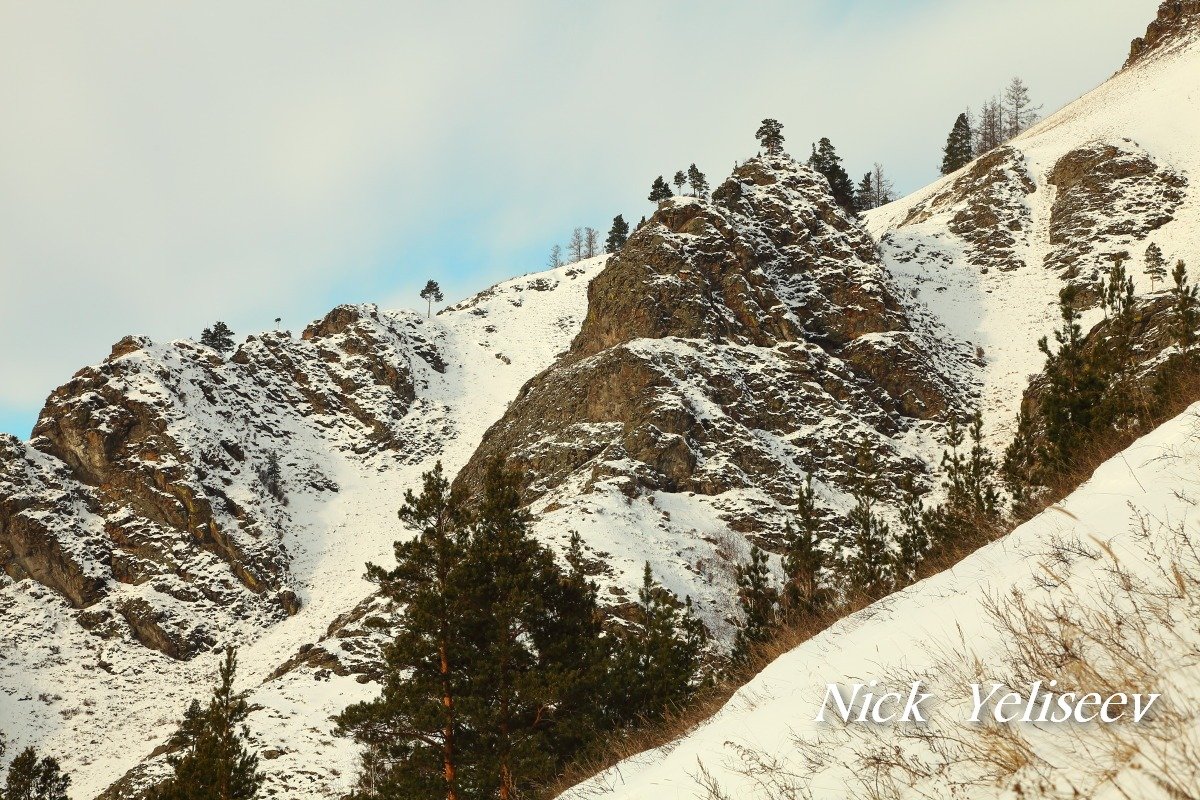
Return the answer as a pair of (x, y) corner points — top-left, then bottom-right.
(0, 0), (1159, 438)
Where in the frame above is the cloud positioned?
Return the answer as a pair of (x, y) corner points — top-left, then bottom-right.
(0, 0), (1159, 432)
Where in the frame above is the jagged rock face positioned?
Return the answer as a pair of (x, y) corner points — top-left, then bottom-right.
(0, 305), (441, 659)
(1045, 140), (1186, 301)
(1126, 0), (1200, 68)
(897, 146), (1036, 273)
(459, 156), (970, 542)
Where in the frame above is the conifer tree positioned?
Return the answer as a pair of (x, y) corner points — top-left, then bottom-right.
(421, 280), (445, 319)
(151, 647), (261, 800)
(807, 138), (856, 213)
(940, 112), (974, 175)
(336, 463), (469, 800)
(3, 745), (71, 800)
(1036, 285), (1105, 468)
(755, 119), (785, 155)
(1144, 243), (1167, 288)
(894, 476), (927, 584)
(732, 546), (779, 663)
(854, 173), (874, 213)
(672, 170), (687, 196)
(608, 564), (704, 725)
(686, 164), (709, 198)
(200, 322), (236, 354)
(781, 477), (826, 617)
(844, 438), (892, 597)
(547, 244), (563, 270)
(870, 163), (895, 208)
(605, 215), (629, 253)
(1173, 260), (1199, 349)
(339, 465), (629, 799)
(1103, 255), (1135, 319)
(648, 176), (672, 203)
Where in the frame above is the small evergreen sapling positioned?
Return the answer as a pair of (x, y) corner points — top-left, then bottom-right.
(732, 546), (779, 663)
(421, 279), (445, 319)
(844, 438), (892, 597)
(781, 476), (826, 617)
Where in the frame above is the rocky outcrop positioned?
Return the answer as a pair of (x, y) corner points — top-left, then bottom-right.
(1044, 140), (1187, 303)
(458, 156), (972, 540)
(898, 147), (1036, 273)
(0, 305), (441, 659)
(1126, 0), (1200, 68)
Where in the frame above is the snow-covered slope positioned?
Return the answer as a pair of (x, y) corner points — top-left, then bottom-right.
(564, 8), (1200, 798)
(0, 258), (604, 798)
(865, 5), (1200, 448)
(564, 401), (1200, 800)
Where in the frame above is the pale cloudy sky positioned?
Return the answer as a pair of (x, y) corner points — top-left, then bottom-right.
(0, 0), (1158, 437)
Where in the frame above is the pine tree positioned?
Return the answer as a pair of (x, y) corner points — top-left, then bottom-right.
(940, 112), (974, 175)
(781, 477), (826, 617)
(1103, 254), (1136, 321)
(152, 647), (261, 800)
(608, 563), (704, 726)
(547, 244), (563, 270)
(732, 546), (779, 663)
(605, 215), (629, 253)
(648, 176), (672, 203)
(1144, 243), (1167, 288)
(844, 439), (892, 597)
(200, 321), (236, 354)
(686, 164), (709, 198)
(339, 465), (622, 799)
(807, 138), (856, 213)
(4, 746), (71, 800)
(1036, 285), (1105, 468)
(336, 463), (469, 800)
(567, 228), (585, 262)
(755, 118), (785, 155)
(257, 451), (284, 502)
(854, 172), (874, 213)
(1002, 77), (1040, 140)
(1173, 260), (1199, 349)
(672, 170), (687, 196)
(421, 280), (445, 319)
(894, 476), (927, 584)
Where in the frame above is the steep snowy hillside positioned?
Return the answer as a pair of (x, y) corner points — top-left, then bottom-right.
(564, 402), (1200, 800)
(0, 258), (604, 799)
(866, 0), (1200, 448)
